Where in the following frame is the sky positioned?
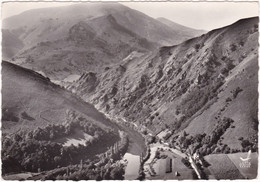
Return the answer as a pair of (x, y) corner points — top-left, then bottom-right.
(1, 1), (259, 30)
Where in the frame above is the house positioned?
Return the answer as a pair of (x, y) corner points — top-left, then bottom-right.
(165, 157), (172, 173)
(157, 129), (171, 141)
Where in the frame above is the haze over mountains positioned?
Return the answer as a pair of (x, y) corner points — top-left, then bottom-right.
(2, 3), (204, 81)
(157, 17), (206, 39)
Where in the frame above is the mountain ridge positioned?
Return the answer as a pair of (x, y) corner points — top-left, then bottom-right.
(1, 60), (119, 134)
(69, 16), (258, 152)
(2, 3), (206, 82)
(157, 17), (206, 38)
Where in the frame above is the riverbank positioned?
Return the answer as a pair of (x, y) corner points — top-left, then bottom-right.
(98, 111), (148, 155)
(98, 111), (149, 180)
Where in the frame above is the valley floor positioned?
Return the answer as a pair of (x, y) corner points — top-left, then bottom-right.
(143, 142), (194, 180)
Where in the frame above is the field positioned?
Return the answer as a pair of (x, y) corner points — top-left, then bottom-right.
(163, 150), (194, 180)
(54, 128), (93, 147)
(228, 152), (258, 179)
(3, 172), (39, 180)
(123, 153), (140, 180)
(205, 152), (258, 179)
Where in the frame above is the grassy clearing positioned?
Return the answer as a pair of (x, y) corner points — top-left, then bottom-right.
(3, 172), (39, 180)
(153, 159), (166, 176)
(54, 128), (93, 147)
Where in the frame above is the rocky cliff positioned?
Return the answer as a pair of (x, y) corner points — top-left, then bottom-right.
(69, 17), (258, 150)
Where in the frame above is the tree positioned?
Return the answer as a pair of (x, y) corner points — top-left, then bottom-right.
(103, 169), (111, 180)
(195, 44), (200, 52)
(241, 139), (252, 148)
(194, 134), (204, 143)
(147, 135), (155, 144)
(182, 138), (191, 149)
(110, 167), (124, 180)
(14, 134), (22, 142)
(224, 146), (230, 154)
(233, 87), (243, 99)
(54, 156), (61, 166)
(142, 130), (148, 135)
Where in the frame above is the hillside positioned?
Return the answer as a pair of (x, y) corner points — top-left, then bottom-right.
(69, 17), (258, 153)
(2, 60), (150, 180)
(1, 60), (118, 134)
(2, 3), (201, 81)
(3, 3), (199, 47)
(9, 14), (156, 81)
(157, 17), (206, 38)
(2, 60), (132, 176)
(2, 29), (24, 60)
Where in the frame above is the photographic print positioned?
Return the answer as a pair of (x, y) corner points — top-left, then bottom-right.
(1, 0), (258, 180)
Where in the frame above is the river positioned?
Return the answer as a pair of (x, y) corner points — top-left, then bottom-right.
(101, 113), (146, 180)
(120, 123), (146, 180)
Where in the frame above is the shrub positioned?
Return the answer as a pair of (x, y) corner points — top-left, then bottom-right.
(238, 137), (244, 140)
(226, 60), (235, 70)
(147, 135), (155, 144)
(230, 44), (237, 51)
(221, 56), (227, 61)
(232, 87), (243, 99)
(220, 67), (229, 76)
(195, 44), (200, 51)
(181, 157), (192, 169)
(241, 139), (252, 148)
(226, 97), (232, 102)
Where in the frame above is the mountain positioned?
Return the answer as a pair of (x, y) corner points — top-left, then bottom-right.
(1, 60), (118, 135)
(69, 17), (258, 152)
(2, 3), (201, 48)
(2, 29), (24, 60)
(2, 3), (202, 81)
(157, 17), (206, 38)
(1, 60), (132, 176)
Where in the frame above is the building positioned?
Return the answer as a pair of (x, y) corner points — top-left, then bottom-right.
(165, 157), (172, 173)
